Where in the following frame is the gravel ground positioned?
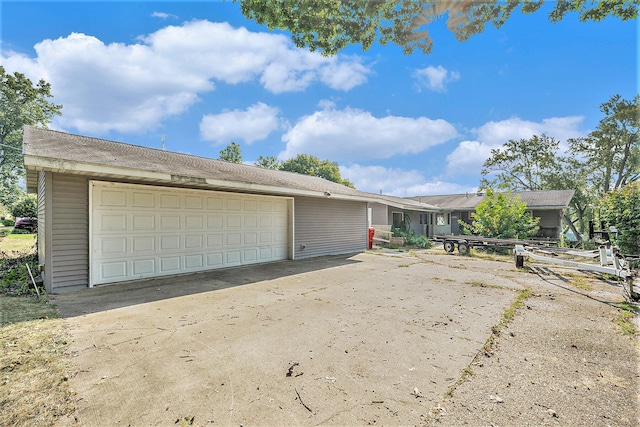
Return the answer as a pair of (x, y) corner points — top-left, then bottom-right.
(417, 252), (639, 427)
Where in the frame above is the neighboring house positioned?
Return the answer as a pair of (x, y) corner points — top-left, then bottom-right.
(407, 190), (575, 238)
(368, 195), (439, 236)
(23, 127), (377, 293)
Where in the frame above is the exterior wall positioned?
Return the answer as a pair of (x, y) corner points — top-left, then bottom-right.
(41, 174), (367, 290)
(532, 209), (562, 238)
(294, 196), (367, 259)
(368, 202), (388, 227)
(36, 171), (49, 290)
(49, 173), (90, 291)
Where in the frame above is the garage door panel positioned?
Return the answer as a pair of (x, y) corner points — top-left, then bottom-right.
(207, 234), (223, 248)
(101, 261), (127, 280)
(133, 259), (155, 275)
(132, 236), (155, 252)
(185, 235), (203, 249)
(132, 191), (155, 208)
(160, 257), (181, 272)
(160, 215), (180, 230)
(160, 194), (180, 208)
(207, 252), (223, 266)
(226, 251), (241, 265)
(91, 182), (289, 285)
(185, 254), (204, 269)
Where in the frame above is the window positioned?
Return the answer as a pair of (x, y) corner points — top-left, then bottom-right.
(392, 212), (403, 228)
(436, 214), (445, 226)
(419, 214), (423, 224)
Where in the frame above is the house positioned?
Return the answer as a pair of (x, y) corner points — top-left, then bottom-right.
(406, 190), (575, 238)
(367, 195), (440, 237)
(23, 126), (377, 293)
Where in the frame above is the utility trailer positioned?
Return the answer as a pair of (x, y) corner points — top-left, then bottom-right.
(434, 235), (556, 255)
(514, 244), (639, 301)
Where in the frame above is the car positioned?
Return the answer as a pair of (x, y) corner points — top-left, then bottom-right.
(14, 217), (37, 231)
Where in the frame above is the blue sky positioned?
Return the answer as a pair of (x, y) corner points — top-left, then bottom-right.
(1, 1), (637, 196)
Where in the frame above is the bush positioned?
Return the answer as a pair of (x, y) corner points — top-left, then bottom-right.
(2, 219), (14, 226)
(392, 228), (433, 249)
(598, 183), (640, 255)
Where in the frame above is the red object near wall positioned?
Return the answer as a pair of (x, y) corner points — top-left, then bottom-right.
(368, 227), (375, 249)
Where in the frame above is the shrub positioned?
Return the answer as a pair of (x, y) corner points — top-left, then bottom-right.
(598, 183), (640, 255)
(392, 228), (433, 249)
(2, 219), (14, 226)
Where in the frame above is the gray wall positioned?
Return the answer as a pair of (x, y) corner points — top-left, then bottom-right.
(49, 173), (90, 291)
(368, 202), (388, 226)
(294, 196), (367, 259)
(39, 174), (367, 291)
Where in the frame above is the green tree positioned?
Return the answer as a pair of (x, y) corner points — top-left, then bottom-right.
(238, 0), (637, 56)
(479, 134), (587, 239)
(11, 194), (37, 219)
(0, 66), (62, 207)
(598, 183), (640, 254)
(568, 94), (639, 194)
(254, 155), (280, 169)
(280, 154), (342, 182)
(460, 188), (540, 239)
(218, 141), (243, 164)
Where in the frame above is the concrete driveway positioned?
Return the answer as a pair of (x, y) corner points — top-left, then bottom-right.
(54, 251), (525, 426)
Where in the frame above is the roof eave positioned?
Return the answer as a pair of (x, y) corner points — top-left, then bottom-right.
(23, 155), (376, 202)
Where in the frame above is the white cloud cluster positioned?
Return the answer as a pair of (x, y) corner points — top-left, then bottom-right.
(413, 65), (460, 93)
(0, 20), (370, 134)
(340, 164), (475, 197)
(279, 107), (459, 162)
(200, 102), (282, 144)
(445, 116), (586, 175)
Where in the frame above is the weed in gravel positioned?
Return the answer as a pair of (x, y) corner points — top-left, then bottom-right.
(443, 288), (532, 400)
(465, 280), (504, 290)
(613, 301), (638, 337)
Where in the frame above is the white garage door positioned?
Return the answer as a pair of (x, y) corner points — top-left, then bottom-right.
(90, 182), (290, 285)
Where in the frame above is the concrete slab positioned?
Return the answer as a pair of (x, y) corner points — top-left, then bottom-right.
(54, 252), (523, 426)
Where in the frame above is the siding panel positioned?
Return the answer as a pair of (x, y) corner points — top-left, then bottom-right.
(50, 174), (89, 290)
(294, 196), (367, 259)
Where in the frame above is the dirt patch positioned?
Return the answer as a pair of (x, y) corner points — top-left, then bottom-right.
(53, 251), (638, 426)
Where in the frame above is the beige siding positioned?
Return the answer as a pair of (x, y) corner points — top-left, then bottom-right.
(50, 174), (89, 290)
(368, 202), (388, 226)
(294, 196), (367, 259)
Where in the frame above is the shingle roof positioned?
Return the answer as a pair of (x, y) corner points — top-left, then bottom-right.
(407, 190), (575, 210)
(23, 126), (374, 200)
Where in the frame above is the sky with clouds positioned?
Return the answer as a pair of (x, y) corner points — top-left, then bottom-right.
(1, 2), (636, 196)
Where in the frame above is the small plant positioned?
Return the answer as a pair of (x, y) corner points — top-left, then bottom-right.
(614, 301), (638, 337)
(2, 218), (15, 226)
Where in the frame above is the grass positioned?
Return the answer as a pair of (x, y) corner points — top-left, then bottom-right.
(0, 317), (76, 426)
(0, 233), (36, 253)
(613, 301), (638, 337)
(0, 234), (76, 426)
(464, 280), (504, 290)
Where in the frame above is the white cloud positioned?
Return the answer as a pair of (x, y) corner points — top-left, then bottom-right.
(151, 12), (178, 20)
(413, 65), (460, 93)
(200, 102), (282, 144)
(279, 107), (459, 162)
(340, 164), (475, 197)
(0, 20), (370, 134)
(445, 116), (586, 175)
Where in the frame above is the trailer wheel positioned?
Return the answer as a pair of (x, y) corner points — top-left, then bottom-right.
(514, 253), (524, 268)
(458, 242), (470, 255)
(444, 241), (455, 253)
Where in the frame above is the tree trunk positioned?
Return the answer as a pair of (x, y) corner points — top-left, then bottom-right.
(563, 213), (582, 241)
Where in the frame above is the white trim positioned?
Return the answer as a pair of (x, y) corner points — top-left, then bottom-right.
(25, 155), (376, 203)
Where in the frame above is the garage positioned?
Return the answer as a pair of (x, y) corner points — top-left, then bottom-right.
(90, 181), (291, 285)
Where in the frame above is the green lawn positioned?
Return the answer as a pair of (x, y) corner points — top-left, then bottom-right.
(0, 232), (37, 254)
